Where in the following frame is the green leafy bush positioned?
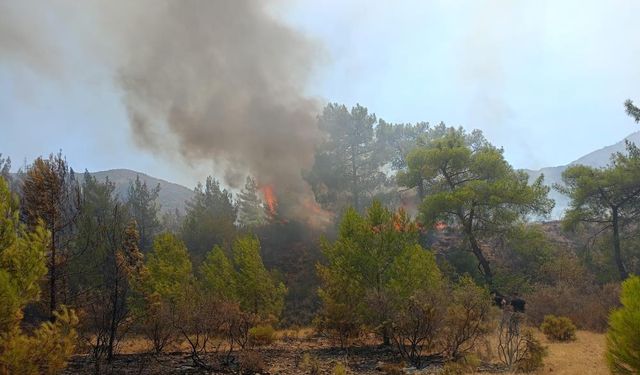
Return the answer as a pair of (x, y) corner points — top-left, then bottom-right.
(540, 315), (577, 341)
(248, 324), (276, 346)
(607, 276), (640, 374)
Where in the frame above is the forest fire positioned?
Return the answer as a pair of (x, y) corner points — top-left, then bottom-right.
(260, 185), (278, 216)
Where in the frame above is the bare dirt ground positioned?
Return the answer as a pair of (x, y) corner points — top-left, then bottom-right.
(64, 329), (608, 374)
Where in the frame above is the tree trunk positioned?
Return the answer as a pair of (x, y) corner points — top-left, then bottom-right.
(49, 228), (57, 322)
(612, 207), (629, 280)
(382, 330), (391, 346)
(467, 229), (493, 285)
(351, 146), (359, 212)
(108, 275), (119, 361)
(417, 180), (425, 200)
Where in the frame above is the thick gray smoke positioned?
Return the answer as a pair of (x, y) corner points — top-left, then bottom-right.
(1, 0), (325, 220)
(115, 1), (322, 204)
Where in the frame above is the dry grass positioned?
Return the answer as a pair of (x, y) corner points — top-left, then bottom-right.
(470, 329), (607, 374)
(87, 329), (608, 374)
(535, 330), (607, 375)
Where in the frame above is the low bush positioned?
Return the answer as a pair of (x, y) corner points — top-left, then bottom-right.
(248, 324), (276, 346)
(498, 312), (546, 372)
(441, 354), (481, 375)
(516, 331), (547, 373)
(540, 315), (576, 341)
(332, 361), (348, 375)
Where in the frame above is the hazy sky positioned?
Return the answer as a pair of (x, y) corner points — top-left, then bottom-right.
(1, 0), (640, 188)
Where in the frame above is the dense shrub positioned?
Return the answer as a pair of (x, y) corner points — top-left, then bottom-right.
(607, 276), (640, 374)
(540, 315), (576, 341)
(248, 324), (276, 346)
(526, 281), (620, 331)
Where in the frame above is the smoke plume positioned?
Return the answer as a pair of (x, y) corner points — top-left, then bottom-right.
(1, 0), (324, 220)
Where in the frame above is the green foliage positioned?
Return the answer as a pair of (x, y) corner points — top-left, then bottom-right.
(0, 177), (78, 374)
(21, 153), (80, 319)
(0, 183), (48, 331)
(399, 126), (552, 283)
(199, 245), (237, 301)
(625, 99), (640, 123)
(233, 236), (286, 320)
(0, 307), (79, 375)
(517, 331), (547, 373)
(444, 276), (494, 357)
(317, 201), (442, 346)
(248, 324), (276, 346)
(131, 232), (191, 353)
(332, 361), (348, 375)
(127, 175), (161, 252)
(180, 176), (237, 264)
(237, 176), (267, 228)
(559, 142), (640, 280)
(306, 103), (387, 212)
(607, 276), (640, 374)
(540, 315), (577, 342)
(145, 232), (193, 301)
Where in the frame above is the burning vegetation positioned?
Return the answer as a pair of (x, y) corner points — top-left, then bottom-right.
(3, 1), (640, 374)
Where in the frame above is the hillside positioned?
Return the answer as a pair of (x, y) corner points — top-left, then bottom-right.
(524, 131), (640, 218)
(88, 169), (193, 214)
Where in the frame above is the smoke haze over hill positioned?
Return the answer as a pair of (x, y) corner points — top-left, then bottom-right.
(0, 0), (325, 220)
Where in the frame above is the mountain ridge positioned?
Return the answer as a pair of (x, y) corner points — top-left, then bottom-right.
(524, 130), (640, 217)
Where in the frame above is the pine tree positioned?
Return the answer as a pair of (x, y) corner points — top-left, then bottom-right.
(307, 103), (387, 212)
(317, 201), (442, 345)
(145, 232), (193, 302)
(127, 175), (161, 253)
(21, 153), (81, 320)
(236, 176), (267, 228)
(558, 142), (640, 280)
(606, 275), (640, 374)
(180, 176), (237, 264)
(0, 176), (79, 374)
(233, 236), (286, 320)
(200, 245), (237, 301)
(71, 172), (142, 361)
(398, 127), (553, 285)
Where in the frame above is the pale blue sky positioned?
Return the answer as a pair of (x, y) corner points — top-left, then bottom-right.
(1, 0), (640, 188)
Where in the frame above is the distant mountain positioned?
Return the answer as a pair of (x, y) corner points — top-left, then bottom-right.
(524, 131), (640, 218)
(87, 169), (194, 214)
(9, 168), (194, 214)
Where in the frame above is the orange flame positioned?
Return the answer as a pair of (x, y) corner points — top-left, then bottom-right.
(260, 185), (277, 216)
